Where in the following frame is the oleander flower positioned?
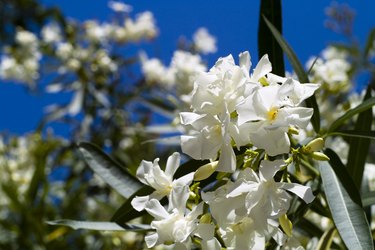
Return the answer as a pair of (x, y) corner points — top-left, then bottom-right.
(131, 152), (194, 211)
(236, 78), (320, 156)
(180, 110), (252, 172)
(144, 186), (205, 249)
(227, 159), (315, 218)
(193, 27), (217, 55)
(190, 51), (256, 116)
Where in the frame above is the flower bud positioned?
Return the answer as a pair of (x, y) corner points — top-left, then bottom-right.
(311, 152), (330, 161)
(288, 126), (299, 135)
(305, 138), (325, 153)
(279, 214), (293, 237)
(194, 161), (218, 181)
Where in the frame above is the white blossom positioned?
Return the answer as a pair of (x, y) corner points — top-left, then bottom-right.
(41, 23), (62, 43)
(131, 152), (194, 211)
(227, 160), (315, 218)
(108, 1), (132, 13)
(144, 186), (204, 249)
(193, 28), (217, 54)
(236, 78), (319, 156)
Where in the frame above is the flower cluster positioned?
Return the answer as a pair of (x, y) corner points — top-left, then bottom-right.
(307, 46), (351, 93)
(131, 52), (321, 249)
(0, 29), (41, 85)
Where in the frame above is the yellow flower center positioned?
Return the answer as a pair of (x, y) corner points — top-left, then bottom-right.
(267, 107), (279, 122)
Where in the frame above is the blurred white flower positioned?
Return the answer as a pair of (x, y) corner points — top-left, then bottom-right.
(41, 23), (62, 43)
(124, 11), (157, 41)
(108, 1), (132, 12)
(307, 46), (351, 93)
(0, 29), (41, 84)
(193, 27), (217, 54)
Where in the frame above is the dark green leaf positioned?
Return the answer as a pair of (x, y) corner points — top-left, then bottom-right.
(328, 96), (375, 133)
(263, 16), (320, 133)
(46, 220), (151, 231)
(364, 28), (375, 58)
(78, 142), (143, 199)
(319, 160), (373, 250)
(346, 86), (373, 189)
(258, 0), (284, 76)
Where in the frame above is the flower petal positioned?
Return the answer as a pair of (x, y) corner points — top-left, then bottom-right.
(280, 182), (315, 204)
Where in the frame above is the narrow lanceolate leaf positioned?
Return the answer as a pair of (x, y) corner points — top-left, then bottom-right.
(46, 220), (151, 231)
(319, 161), (373, 250)
(327, 130), (375, 140)
(346, 86), (373, 189)
(364, 28), (375, 58)
(78, 142), (143, 199)
(316, 227), (336, 250)
(324, 148), (362, 206)
(263, 16), (320, 133)
(328, 96), (375, 133)
(258, 0), (284, 76)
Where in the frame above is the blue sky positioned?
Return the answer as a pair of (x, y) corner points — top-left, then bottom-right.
(1, 1), (375, 135)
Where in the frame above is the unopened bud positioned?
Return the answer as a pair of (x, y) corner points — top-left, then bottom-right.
(305, 138), (325, 153)
(279, 214), (293, 237)
(194, 161), (218, 181)
(288, 127), (299, 135)
(311, 152), (330, 161)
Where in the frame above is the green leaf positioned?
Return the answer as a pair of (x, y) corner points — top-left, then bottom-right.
(328, 96), (375, 133)
(362, 191), (375, 207)
(324, 148), (362, 206)
(316, 227), (336, 250)
(364, 28), (375, 58)
(346, 86), (373, 189)
(46, 220), (151, 231)
(78, 142), (143, 199)
(327, 130), (375, 140)
(111, 185), (153, 224)
(258, 0), (284, 76)
(263, 16), (320, 133)
(319, 160), (373, 250)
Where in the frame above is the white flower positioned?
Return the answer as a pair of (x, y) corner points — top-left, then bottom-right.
(144, 186), (204, 249)
(15, 30), (38, 47)
(193, 28), (217, 54)
(190, 51), (255, 116)
(84, 20), (112, 43)
(41, 23), (62, 43)
(140, 53), (175, 87)
(307, 46), (350, 93)
(124, 11), (157, 41)
(131, 152), (194, 211)
(227, 159), (315, 218)
(202, 180), (284, 250)
(236, 78), (319, 156)
(180, 111), (251, 172)
(170, 50), (207, 96)
(108, 1), (132, 12)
